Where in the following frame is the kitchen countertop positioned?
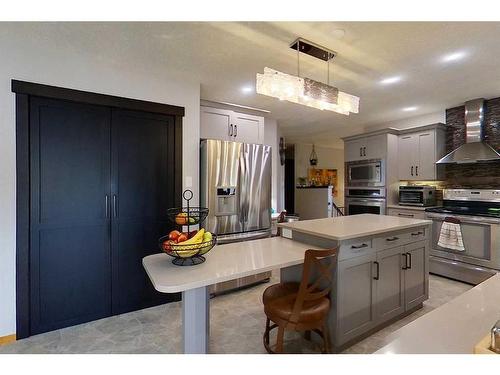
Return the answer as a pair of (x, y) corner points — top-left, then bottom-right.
(277, 214), (431, 241)
(387, 204), (438, 211)
(143, 237), (311, 293)
(376, 273), (500, 354)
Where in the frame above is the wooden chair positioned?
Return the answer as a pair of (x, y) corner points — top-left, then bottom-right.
(262, 248), (338, 354)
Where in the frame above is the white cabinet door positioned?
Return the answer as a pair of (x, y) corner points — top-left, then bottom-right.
(345, 138), (365, 162)
(404, 240), (428, 310)
(337, 253), (377, 345)
(364, 134), (386, 160)
(232, 112), (262, 144)
(416, 131), (436, 180)
(374, 246), (405, 324)
(200, 106), (232, 141)
(398, 134), (418, 180)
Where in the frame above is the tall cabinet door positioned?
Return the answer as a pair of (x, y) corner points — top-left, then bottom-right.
(416, 131), (436, 180)
(398, 134), (418, 180)
(29, 97), (112, 335)
(111, 109), (178, 314)
(404, 240), (428, 310)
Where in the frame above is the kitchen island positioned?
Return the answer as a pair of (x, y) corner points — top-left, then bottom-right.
(278, 214), (431, 351)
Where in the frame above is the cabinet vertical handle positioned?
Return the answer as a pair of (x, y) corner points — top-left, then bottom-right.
(415, 166), (418, 176)
(360, 147), (363, 157)
(113, 195), (118, 218)
(402, 253), (408, 270)
(229, 124), (233, 136)
(105, 195), (109, 218)
(234, 124), (237, 137)
(411, 166), (414, 176)
(373, 261), (380, 280)
(363, 147), (366, 157)
(406, 252), (412, 269)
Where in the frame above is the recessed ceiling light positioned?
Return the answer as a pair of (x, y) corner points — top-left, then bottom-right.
(380, 76), (402, 85)
(241, 86), (253, 94)
(331, 28), (346, 39)
(402, 106), (418, 112)
(441, 51), (467, 63)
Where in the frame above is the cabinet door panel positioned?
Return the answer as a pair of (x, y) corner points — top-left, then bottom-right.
(364, 134), (386, 160)
(417, 132), (436, 180)
(345, 139), (364, 162)
(111, 109), (179, 314)
(375, 246), (405, 323)
(29, 97), (112, 335)
(232, 112), (262, 144)
(200, 106), (231, 140)
(398, 135), (418, 180)
(405, 241), (428, 310)
(337, 253), (377, 345)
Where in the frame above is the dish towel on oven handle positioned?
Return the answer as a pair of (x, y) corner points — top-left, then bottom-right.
(438, 217), (465, 252)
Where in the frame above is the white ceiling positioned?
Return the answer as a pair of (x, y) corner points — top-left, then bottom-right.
(16, 22), (500, 147)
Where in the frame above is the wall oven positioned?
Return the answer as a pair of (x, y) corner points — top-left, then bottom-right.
(346, 159), (384, 187)
(345, 187), (386, 216)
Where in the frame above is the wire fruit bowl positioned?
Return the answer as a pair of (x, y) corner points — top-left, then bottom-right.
(166, 207), (209, 226)
(159, 234), (217, 266)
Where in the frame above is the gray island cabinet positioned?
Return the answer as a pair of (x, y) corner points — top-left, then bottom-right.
(278, 214), (431, 351)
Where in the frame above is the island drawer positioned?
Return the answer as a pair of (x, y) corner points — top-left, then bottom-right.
(373, 227), (427, 250)
(339, 238), (374, 261)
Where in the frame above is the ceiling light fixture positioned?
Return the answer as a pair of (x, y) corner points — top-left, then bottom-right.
(255, 38), (359, 115)
(380, 76), (402, 85)
(402, 106), (418, 112)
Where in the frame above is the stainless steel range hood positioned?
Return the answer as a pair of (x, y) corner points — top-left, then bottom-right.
(436, 98), (500, 164)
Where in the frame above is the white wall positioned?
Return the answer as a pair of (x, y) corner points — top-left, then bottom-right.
(365, 111), (445, 132)
(0, 24), (201, 336)
(294, 143), (345, 206)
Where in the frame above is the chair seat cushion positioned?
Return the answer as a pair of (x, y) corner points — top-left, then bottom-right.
(263, 282), (330, 324)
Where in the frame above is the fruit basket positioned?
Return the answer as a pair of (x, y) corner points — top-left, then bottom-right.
(159, 230), (217, 266)
(160, 189), (216, 266)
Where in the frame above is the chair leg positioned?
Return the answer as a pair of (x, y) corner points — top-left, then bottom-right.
(275, 325), (285, 354)
(264, 318), (271, 348)
(322, 322), (331, 354)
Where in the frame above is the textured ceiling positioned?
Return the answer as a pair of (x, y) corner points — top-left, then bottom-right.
(9, 22), (500, 147)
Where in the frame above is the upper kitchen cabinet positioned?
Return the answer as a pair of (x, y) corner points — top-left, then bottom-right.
(344, 132), (395, 162)
(200, 106), (264, 144)
(398, 124), (446, 181)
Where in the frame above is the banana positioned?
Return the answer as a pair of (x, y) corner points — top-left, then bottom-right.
(180, 229), (205, 245)
(175, 229), (205, 257)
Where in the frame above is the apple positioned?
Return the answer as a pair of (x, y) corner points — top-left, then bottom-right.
(162, 240), (172, 252)
(177, 233), (188, 243)
(169, 230), (181, 241)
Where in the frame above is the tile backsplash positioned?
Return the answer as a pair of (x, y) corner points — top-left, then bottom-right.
(444, 97), (500, 188)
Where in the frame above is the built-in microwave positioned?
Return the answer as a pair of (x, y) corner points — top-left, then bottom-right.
(346, 159), (384, 187)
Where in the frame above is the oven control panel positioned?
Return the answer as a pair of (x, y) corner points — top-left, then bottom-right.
(443, 189), (500, 202)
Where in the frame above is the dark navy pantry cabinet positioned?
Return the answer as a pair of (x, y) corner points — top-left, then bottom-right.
(13, 81), (184, 338)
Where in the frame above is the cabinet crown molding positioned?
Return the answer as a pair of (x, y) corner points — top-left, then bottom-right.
(342, 123), (445, 142)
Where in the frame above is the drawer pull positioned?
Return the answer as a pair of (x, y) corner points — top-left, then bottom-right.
(398, 213), (414, 218)
(386, 236), (399, 242)
(411, 231), (423, 236)
(351, 243), (368, 249)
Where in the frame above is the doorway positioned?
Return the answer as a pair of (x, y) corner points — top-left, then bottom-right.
(284, 144), (295, 214)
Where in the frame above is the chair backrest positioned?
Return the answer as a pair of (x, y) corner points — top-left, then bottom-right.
(289, 248), (338, 323)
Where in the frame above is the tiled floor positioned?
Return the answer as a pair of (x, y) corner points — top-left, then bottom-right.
(0, 274), (472, 354)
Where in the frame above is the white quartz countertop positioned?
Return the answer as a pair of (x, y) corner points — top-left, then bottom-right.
(277, 214), (431, 241)
(143, 237), (311, 293)
(387, 204), (438, 211)
(376, 274), (500, 354)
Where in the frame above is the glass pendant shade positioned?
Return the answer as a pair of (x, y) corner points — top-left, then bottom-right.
(256, 67), (359, 115)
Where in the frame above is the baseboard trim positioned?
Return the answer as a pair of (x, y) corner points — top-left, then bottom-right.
(0, 334), (16, 346)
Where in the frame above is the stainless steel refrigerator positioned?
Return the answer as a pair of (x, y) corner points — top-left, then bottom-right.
(200, 139), (272, 293)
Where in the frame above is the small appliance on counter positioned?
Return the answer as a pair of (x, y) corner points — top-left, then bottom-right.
(399, 185), (437, 207)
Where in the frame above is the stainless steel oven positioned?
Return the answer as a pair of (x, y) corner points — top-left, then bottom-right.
(346, 159), (384, 187)
(345, 187), (386, 216)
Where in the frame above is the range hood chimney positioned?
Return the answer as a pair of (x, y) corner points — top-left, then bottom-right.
(436, 98), (500, 164)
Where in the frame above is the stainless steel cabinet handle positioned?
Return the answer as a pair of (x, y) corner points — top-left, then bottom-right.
(398, 213), (414, 218)
(411, 231), (423, 236)
(234, 124), (237, 137)
(402, 253), (408, 270)
(406, 252), (412, 269)
(415, 166), (419, 176)
(351, 243), (368, 249)
(411, 166), (414, 176)
(373, 261), (380, 280)
(386, 236), (399, 242)
(113, 195), (118, 217)
(229, 124), (233, 136)
(105, 195), (109, 218)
